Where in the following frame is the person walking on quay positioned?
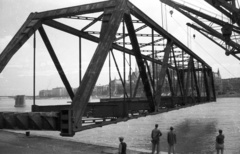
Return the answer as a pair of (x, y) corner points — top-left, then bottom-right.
(151, 124), (162, 154)
(118, 137), (127, 154)
(216, 129), (225, 154)
(167, 126), (176, 154)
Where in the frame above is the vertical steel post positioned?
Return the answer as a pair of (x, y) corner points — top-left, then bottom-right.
(111, 50), (128, 97)
(123, 19), (128, 117)
(72, 1), (127, 131)
(33, 32), (36, 106)
(156, 64), (159, 88)
(154, 40), (173, 111)
(203, 65), (210, 101)
(152, 29), (155, 91)
(79, 37), (82, 85)
(192, 60), (201, 102)
(38, 26), (74, 100)
(201, 63), (204, 97)
(133, 75), (140, 98)
(197, 62), (200, 93)
(170, 51), (173, 93)
(124, 14), (155, 112)
(175, 50), (183, 97)
(144, 59), (154, 89)
(191, 61), (194, 101)
(129, 54), (132, 98)
(209, 69), (216, 101)
(182, 50), (184, 90)
(185, 57), (193, 103)
(109, 51), (111, 98)
(167, 69), (174, 96)
(123, 20), (126, 98)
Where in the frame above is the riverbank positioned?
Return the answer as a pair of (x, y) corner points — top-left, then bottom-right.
(217, 94), (240, 98)
(1, 98), (240, 153)
(0, 130), (168, 154)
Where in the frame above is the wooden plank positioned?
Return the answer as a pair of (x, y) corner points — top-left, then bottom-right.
(38, 26), (75, 100)
(124, 13), (155, 112)
(71, 0), (127, 131)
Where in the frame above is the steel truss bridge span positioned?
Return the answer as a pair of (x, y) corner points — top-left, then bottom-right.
(0, 0), (215, 136)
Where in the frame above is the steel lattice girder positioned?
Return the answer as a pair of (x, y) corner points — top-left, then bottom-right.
(0, 0), (215, 135)
(205, 0), (240, 26)
(160, 0), (240, 60)
(0, 112), (59, 130)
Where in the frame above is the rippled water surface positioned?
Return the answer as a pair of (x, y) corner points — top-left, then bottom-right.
(0, 97), (240, 153)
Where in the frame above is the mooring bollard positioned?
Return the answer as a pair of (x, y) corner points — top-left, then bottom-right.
(26, 131), (30, 136)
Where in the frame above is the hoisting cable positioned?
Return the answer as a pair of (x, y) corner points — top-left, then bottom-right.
(171, 16), (236, 78)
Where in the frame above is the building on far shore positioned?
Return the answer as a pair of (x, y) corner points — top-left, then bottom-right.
(39, 90), (52, 97)
(39, 87), (74, 97)
(39, 69), (240, 98)
(213, 69), (240, 96)
(222, 78), (240, 95)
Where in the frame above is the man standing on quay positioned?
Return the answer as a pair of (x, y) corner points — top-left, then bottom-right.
(118, 137), (127, 154)
(216, 129), (225, 154)
(167, 126), (176, 154)
(151, 124), (162, 154)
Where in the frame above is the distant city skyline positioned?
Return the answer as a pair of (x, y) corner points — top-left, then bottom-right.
(1, 0), (239, 96)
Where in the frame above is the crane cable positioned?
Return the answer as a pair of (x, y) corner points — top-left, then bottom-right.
(172, 0), (229, 21)
(171, 17), (236, 78)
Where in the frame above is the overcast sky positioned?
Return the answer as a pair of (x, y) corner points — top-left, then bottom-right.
(0, 0), (240, 96)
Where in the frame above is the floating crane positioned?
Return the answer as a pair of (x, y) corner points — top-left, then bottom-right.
(205, 0), (240, 27)
(160, 0), (240, 60)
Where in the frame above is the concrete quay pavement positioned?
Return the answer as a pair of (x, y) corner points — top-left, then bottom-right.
(0, 130), (170, 154)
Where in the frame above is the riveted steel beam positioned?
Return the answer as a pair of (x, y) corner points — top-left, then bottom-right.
(38, 26), (75, 100)
(154, 40), (173, 111)
(128, 1), (211, 68)
(0, 14), (41, 73)
(43, 20), (175, 69)
(34, 1), (117, 20)
(71, 0), (127, 131)
(0, 112), (59, 130)
(125, 13), (156, 112)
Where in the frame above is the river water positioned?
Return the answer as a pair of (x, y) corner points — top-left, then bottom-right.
(0, 97), (239, 154)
